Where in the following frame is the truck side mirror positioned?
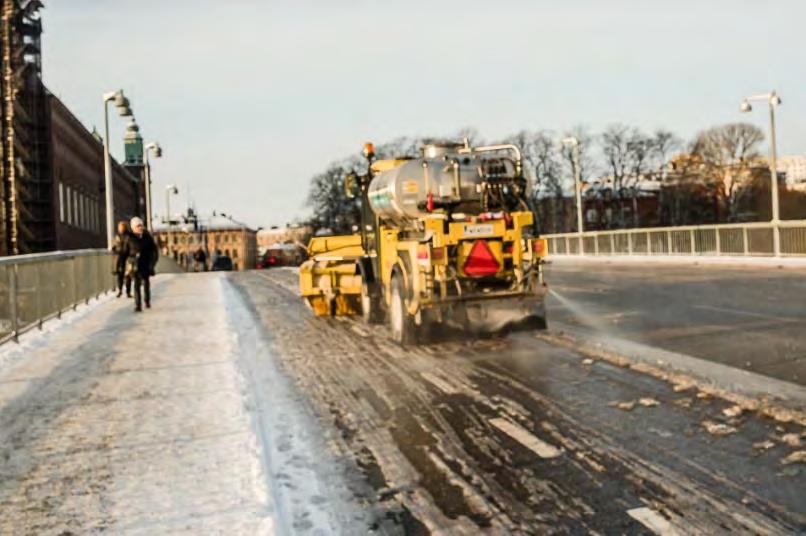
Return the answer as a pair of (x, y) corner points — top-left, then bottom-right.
(344, 173), (359, 199)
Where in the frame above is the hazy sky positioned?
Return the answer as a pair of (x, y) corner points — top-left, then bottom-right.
(45, 1), (804, 228)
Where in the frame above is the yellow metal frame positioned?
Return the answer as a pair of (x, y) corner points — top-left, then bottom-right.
(299, 235), (364, 316)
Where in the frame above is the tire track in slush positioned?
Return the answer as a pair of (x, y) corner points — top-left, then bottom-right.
(235, 269), (804, 534)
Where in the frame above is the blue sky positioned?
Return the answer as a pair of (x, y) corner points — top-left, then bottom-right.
(45, 1), (804, 228)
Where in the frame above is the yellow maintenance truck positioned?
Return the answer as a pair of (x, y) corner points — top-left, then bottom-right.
(300, 140), (548, 344)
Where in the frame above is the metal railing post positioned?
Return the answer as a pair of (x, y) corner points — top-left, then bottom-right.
(610, 234), (615, 255)
(72, 255), (79, 310)
(743, 226), (749, 256)
(627, 232), (633, 255)
(647, 231), (652, 254)
(773, 222), (781, 257)
(35, 263), (43, 329)
(715, 228), (721, 256)
(666, 230), (672, 254)
(9, 265), (18, 342)
(689, 229), (696, 255)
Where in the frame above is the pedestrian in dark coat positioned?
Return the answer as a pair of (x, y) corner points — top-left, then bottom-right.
(112, 220), (132, 297)
(123, 217), (159, 312)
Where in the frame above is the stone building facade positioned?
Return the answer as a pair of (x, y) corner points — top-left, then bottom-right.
(155, 215), (257, 271)
(256, 225), (311, 251)
(49, 95), (143, 250)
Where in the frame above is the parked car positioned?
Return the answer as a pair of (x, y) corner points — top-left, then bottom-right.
(257, 243), (307, 268)
(211, 255), (234, 271)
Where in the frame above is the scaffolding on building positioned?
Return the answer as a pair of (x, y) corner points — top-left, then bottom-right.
(0, 0), (49, 255)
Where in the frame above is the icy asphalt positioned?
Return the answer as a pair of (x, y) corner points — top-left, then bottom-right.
(0, 268), (804, 534)
(544, 258), (806, 385)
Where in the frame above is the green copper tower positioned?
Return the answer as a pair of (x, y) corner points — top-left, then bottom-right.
(123, 118), (143, 166)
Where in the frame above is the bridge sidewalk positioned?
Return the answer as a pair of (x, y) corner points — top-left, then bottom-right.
(0, 273), (276, 533)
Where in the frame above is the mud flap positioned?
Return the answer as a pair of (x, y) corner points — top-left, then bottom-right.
(462, 297), (547, 333)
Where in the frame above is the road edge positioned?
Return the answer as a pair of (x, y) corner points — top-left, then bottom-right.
(540, 321), (806, 424)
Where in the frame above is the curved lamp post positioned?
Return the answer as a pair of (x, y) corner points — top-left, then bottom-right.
(740, 91), (782, 256)
(102, 90), (133, 249)
(562, 137), (584, 250)
(165, 184), (179, 227)
(143, 142), (163, 231)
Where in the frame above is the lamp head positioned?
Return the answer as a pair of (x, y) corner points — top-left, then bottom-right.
(147, 142), (163, 157)
(562, 137), (579, 147)
(362, 141), (375, 160)
(739, 99), (752, 113)
(770, 94), (782, 106)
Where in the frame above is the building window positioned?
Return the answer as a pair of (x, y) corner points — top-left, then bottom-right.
(58, 183), (65, 223)
(66, 186), (72, 225)
(72, 189), (79, 228)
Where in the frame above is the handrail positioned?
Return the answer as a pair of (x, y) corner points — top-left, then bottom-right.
(543, 220), (806, 258)
(0, 249), (115, 343)
(0, 248), (107, 266)
(544, 219), (806, 239)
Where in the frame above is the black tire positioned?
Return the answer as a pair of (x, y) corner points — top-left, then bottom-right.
(389, 275), (416, 346)
(360, 268), (384, 324)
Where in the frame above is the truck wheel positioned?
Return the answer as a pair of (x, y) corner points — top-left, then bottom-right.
(389, 275), (416, 345)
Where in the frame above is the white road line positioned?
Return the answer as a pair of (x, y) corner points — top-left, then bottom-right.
(421, 372), (459, 395)
(627, 507), (679, 536)
(489, 418), (562, 459)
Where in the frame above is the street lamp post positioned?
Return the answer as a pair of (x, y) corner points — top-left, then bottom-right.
(562, 137), (584, 252)
(165, 184), (179, 226)
(102, 90), (133, 249)
(143, 142), (163, 231)
(740, 91), (783, 256)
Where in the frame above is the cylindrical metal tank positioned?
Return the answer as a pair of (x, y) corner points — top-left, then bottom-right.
(367, 145), (518, 224)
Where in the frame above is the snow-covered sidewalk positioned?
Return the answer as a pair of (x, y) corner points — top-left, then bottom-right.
(0, 273), (362, 534)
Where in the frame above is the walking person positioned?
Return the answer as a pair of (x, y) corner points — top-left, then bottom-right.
(123, 217), (159, 312)
(193, 247), (207, 272)
(112, 220), (132, 298)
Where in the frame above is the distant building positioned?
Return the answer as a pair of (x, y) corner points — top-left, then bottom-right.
(256, 225), (312, 252)
(777, 156), (806, 190)
(154, 214), (258, 271)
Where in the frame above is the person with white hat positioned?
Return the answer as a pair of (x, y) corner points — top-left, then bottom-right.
(122, 216), (159, 312)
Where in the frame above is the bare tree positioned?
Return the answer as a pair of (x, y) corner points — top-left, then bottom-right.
(624, 130), (655, 226)
(600, 124), (634, 227)
(456, 126), (483, 147)
(505, 130), (564, 231)
(691, 122), (764, 221)
(306, 164), (360, 234)
(651, 129), (681, 170)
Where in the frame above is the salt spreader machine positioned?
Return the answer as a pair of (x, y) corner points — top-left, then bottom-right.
(300, 140), (548, 344)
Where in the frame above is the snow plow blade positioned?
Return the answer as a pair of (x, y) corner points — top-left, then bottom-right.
(299, 234), (364, 316)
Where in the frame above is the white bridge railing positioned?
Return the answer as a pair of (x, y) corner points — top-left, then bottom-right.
(544, 220), (806, 258)
(0, 249), (115, 343)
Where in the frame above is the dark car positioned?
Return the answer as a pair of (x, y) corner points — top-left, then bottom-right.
(257, 243), (307, 269)
(211, 255), (234, 271)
